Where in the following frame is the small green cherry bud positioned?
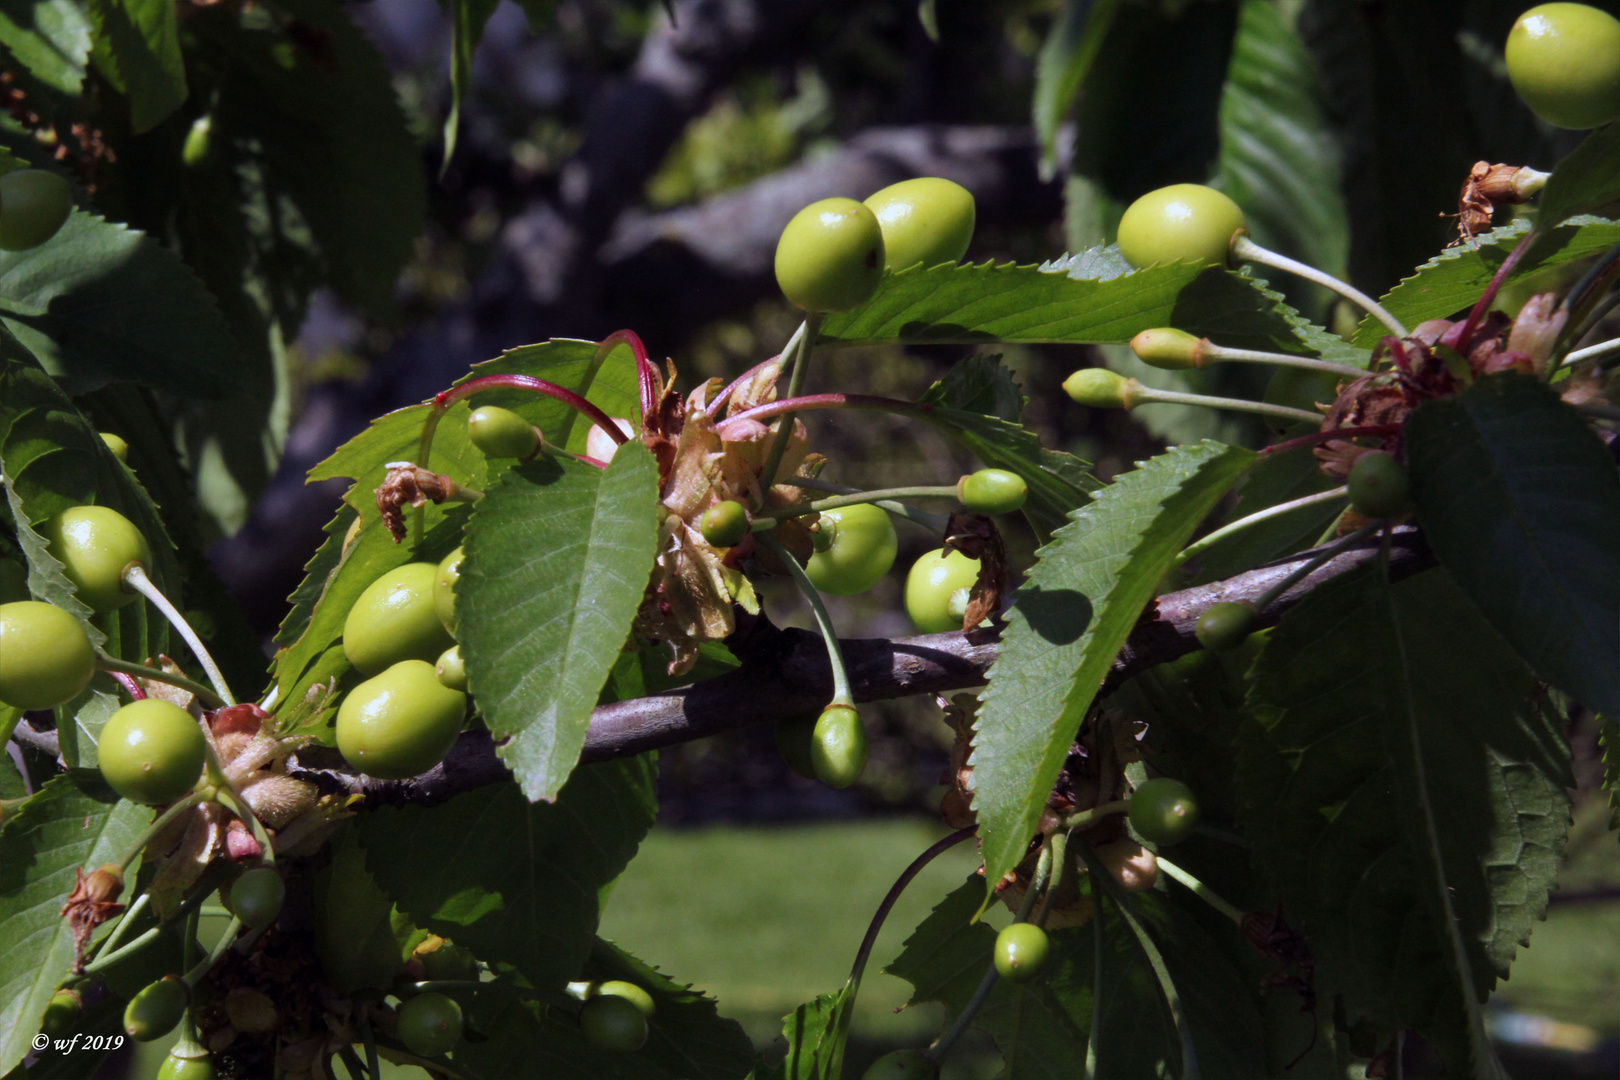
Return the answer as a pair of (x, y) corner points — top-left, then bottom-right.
(1128, 777), (1200, 846)
(100, 432), (130, 461)
(182, 115), (213, 168)
(1062, 368), (1133, 409)
(1347, 451), (1413, 519)
(435, 644), (467, 691)
(1116, 184), (1246, 269)
(993, 922), (1051, 983)
(699, 500), (750, 548)
(434, 547), (463, 635)
(811, 703), (868, 789)
(1129, 328), (1205, 370)
(1194, 601), (1257, 652)
(468, 406), (540, 459)
(957, 468), (1027, 515)
(124, 976), (188, 1041)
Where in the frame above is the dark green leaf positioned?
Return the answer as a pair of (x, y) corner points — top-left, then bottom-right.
(1032, 0), (1120, 178)
(313, 828), (415, 994)
(0, 0), (90, 95)
(86, 0), (185, 133)
(1354, 217), (1620, 348)
(0, 210), (239, 399)
(461, 442), (659, 802)
(356, 760), (656, 993)
(1216, 0), (1348, 320)
(920, 353), (1024, 423)
(975, 442), (1256, 898)
(770, 984), (856, 1080)
(1406, 373), (1620, 719)
(442, 0), (501, 169)
(820, 261), (1342, 356)
(1184, 445), (1342, 585)
(1538, 122), (1620, 227)
(1237, 566), (1570, 1076)
(0, 772), (147, 1075)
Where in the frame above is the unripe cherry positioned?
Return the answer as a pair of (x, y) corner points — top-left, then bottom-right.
(1117, 184), (1245, 269)
(41, 505), (152, 613)
(805, 504), (897, 596)
(579, 993), (648, 1052)
(0, 169), (72, 251)
(1346, 451), (1413, 519)
(903, 548), (980, 634)
(343, 562), (456, 677)
(336, 659), (466, 780)
(1062, 368), (1133, 409)
(100, 432), (130, 461)
(434, 547), (462, 635)
(957, 468), (1026, 515)
(1128, 778), (1200, 847)
(863, 177), (976, 271)
(0, 600), (96, 710)
(226, 866), (285, 929)
(124, 976), (188, 1041)
(468, 406), (540, 459)
(1506, 4), (1620, 129)
(597, 980), (656, 1018)
(700, 500), (751, 548)
(1130, 328), (1204, 370)
(993, 922), (1051, 983)
(774, 198), (885, 313)
(398, 991), (463, 1057)
(99, 699), (207, 806)
(1194, 601), (1257, 652)
(811, 704), (868, 789)
(435, 644), (467, 692)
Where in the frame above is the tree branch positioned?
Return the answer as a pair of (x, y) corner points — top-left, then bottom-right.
(294, 527), (1433, 807)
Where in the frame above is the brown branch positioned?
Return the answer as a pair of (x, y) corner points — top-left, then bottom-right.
(295, 527), (1433, 807)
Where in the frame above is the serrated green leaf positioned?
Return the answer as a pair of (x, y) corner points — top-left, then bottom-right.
(313, 827), (414, 995)
(86, 0), (185, 133)
(355, 760), (656, 994)
(1538, 122), (1620, 228)
(820, 261), (1340, 356)
(769, 984), (857, 1080)
(975, 442), (1256, 896)
(1406, 373), (1620, 719)
(1032, 0), (1120, 178)
(441, 0), (501, 170)
(1352, 217), (1620, 348)
(918, 356), (1097, 533)
(0, 0), (90, 95)
(0, 210), (239, 399)
(0, 772), (148, 1075)
(1216, 0), (1348, 318)
(461, 443), (658, 802)
(1237, 566), (1569, 1077)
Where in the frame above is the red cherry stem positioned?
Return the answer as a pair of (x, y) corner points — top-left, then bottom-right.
(1452, 228), (1537, 349)
(1261, 424), (1400, 457)
(706, 355), (780, 420)
(427, 375), (628, 452)
(726, 392), (933, 428)
(594, 329), (658, 419)
(98, 657), (224, 708)
(848, 826), (975, 988)
(108, 670), (145, 701)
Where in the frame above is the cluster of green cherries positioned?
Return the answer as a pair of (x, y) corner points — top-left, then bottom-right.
(861, 777), (1201, 1080)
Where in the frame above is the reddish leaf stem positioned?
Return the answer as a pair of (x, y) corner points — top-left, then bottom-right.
(726, 393), (932, 427)
(597, 330), (657, 418)
(1453, 229), (1537, 347)
(1262, 424), (1401, 456)
(108, 670), (145, 701)
(707, 355), (780, 420)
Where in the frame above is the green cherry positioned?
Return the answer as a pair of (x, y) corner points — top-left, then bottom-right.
(903, 548), (981, 634)
(993, 922), (1051, 983)
(957, 468), (1026, 515)
(1062, 368), (1132, 409)
(1194, 601), (1257, 652)
(1130, 328), (1204, 370)
(0, 169), (72, 251)
(862, 1049), (938, 1080)
(468, 405), (540, 459)
(774, 197), (885, 313)
(435, 644), (467, 692)
(863, 177), (976, 271)
(811, 704), (868, 789)
(1116, 184), (1246, 269)
(805, 504), (897, 596)
(41, 506), (153, 613)
(226, 867), (285, 929)
(39, 988), (81, 1038)
(434, 547), (463, 636)
(597, 981), (656, 1018)
(1506, 4), (1620, 129)
(579, 993), (649, 1052)
(336, 659), (467, 780)
(157, 1050), (216, 1080)
(0, 601), (96, 710)
(99, 699), (207, 806)
(1346, 451), (1412, 519)
(343, 562), (457, 677)
(700, 500), (750, 548)
(99, 432), (130, 462)
(124, 976), (188, 1041)
(398, 991), (463, 1057)
(1128, 778), (1200, 847)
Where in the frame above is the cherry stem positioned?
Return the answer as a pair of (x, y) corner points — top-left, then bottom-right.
(123, 565), (235, 707)
(1155, 856), (1245, 926)
(1454, 228), (1537, 347)
(758, 313), (824, 488)
(774, 478), (950, 534)
(707, 354), (781, 419)
(1175, 485), (1350, 566)
(594, 330), (655, 418)
(182, 911), (242, 986)
(1199, 341), (1368, 378)
(1252, 519), (1383, 615)
(848, 827), (975, 989)
(1077, 838), (1201, 1080)
(1061, 798), (1130, 832)
(1232, 235), (1407, 339)
(728, 391), (932, 429)
(1262, 424), (1400, 457)
(108, 670), (145, 701)
(98, 657), (223, 709)
(1085, 891), (1104, 1080)
(429, 375), (628, 450)
(757, 531), (853, 707)
(1033, 830), (1070, 929)
(361, 1012), (382, 1080)
(752, 484), (958, 532)
(117, 791), (206, 873)
(1565, 336), (1620, 369)
(1126, 380), (1323, 426)
(85, 891), (150, 970)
